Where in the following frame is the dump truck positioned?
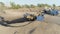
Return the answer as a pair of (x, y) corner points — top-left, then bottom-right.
(43, 9), (59, 16)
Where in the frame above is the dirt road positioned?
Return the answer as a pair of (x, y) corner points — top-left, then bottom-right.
(44, 14), (60, 25)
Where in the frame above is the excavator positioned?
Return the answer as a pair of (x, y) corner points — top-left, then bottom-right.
(24, 12), (44, 21)
(0, 8), (59, 27)
(24, 13), (37, 21)
(0, 12), (44, 27)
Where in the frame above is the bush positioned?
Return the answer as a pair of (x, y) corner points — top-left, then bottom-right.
(10, 2), (21, 9)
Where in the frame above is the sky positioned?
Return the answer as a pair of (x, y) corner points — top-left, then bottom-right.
(0, 0), (60, 6)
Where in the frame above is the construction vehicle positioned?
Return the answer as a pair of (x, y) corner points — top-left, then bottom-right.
(43, 8), (59, 16)
(36, 13), (44, 21)
(24, 13), (37, 21)
(0, 13), (44, 27)
(23, 8), (44, 21)
(24, 12), (44, 21)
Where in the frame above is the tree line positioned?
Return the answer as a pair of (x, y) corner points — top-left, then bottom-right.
(0, 2), (58, 9)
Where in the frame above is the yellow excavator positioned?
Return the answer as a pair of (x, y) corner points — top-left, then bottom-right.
(24, 13), (37, 21)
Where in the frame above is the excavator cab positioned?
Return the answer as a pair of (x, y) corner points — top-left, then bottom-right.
(24, 13), (36, 21)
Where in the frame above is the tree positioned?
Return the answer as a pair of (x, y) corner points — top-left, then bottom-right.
(53, 4), (56, 7)
(23, 4), (30, 8)
(0, 2), (5, 6)
(0, 2), (6, 13)
(37, 4), (51, 7)
(30, 4), (36, 8)
(10, 2), (16, 9)
(16, 4), (22, 8)
(0, 2), (6, 11)
(37, 4), (42, 7)
(0, 2), (5, 9)
(44, 4), (51, 7)
(52, 4), (56, 9)
(10, 2), (21, 9)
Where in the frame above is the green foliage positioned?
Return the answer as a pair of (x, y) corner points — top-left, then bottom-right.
(22, 4), (36, 8)
(53, 4), (56, 7)
(37, 4), (42, 7)
(44, 4), (51, 7)
(16, 4), (22, 8)
(52, 4), (56, 9)
(0, 2), (5, 6)
(30, 4), (36, 8)
(37, 4), (51, 7)
(37, 4), (44, 7)
(0, 2), (5, 9)
(10, 2), (21, 9)
(0, 2), (57, 9)
(23, 4), (30, 8)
